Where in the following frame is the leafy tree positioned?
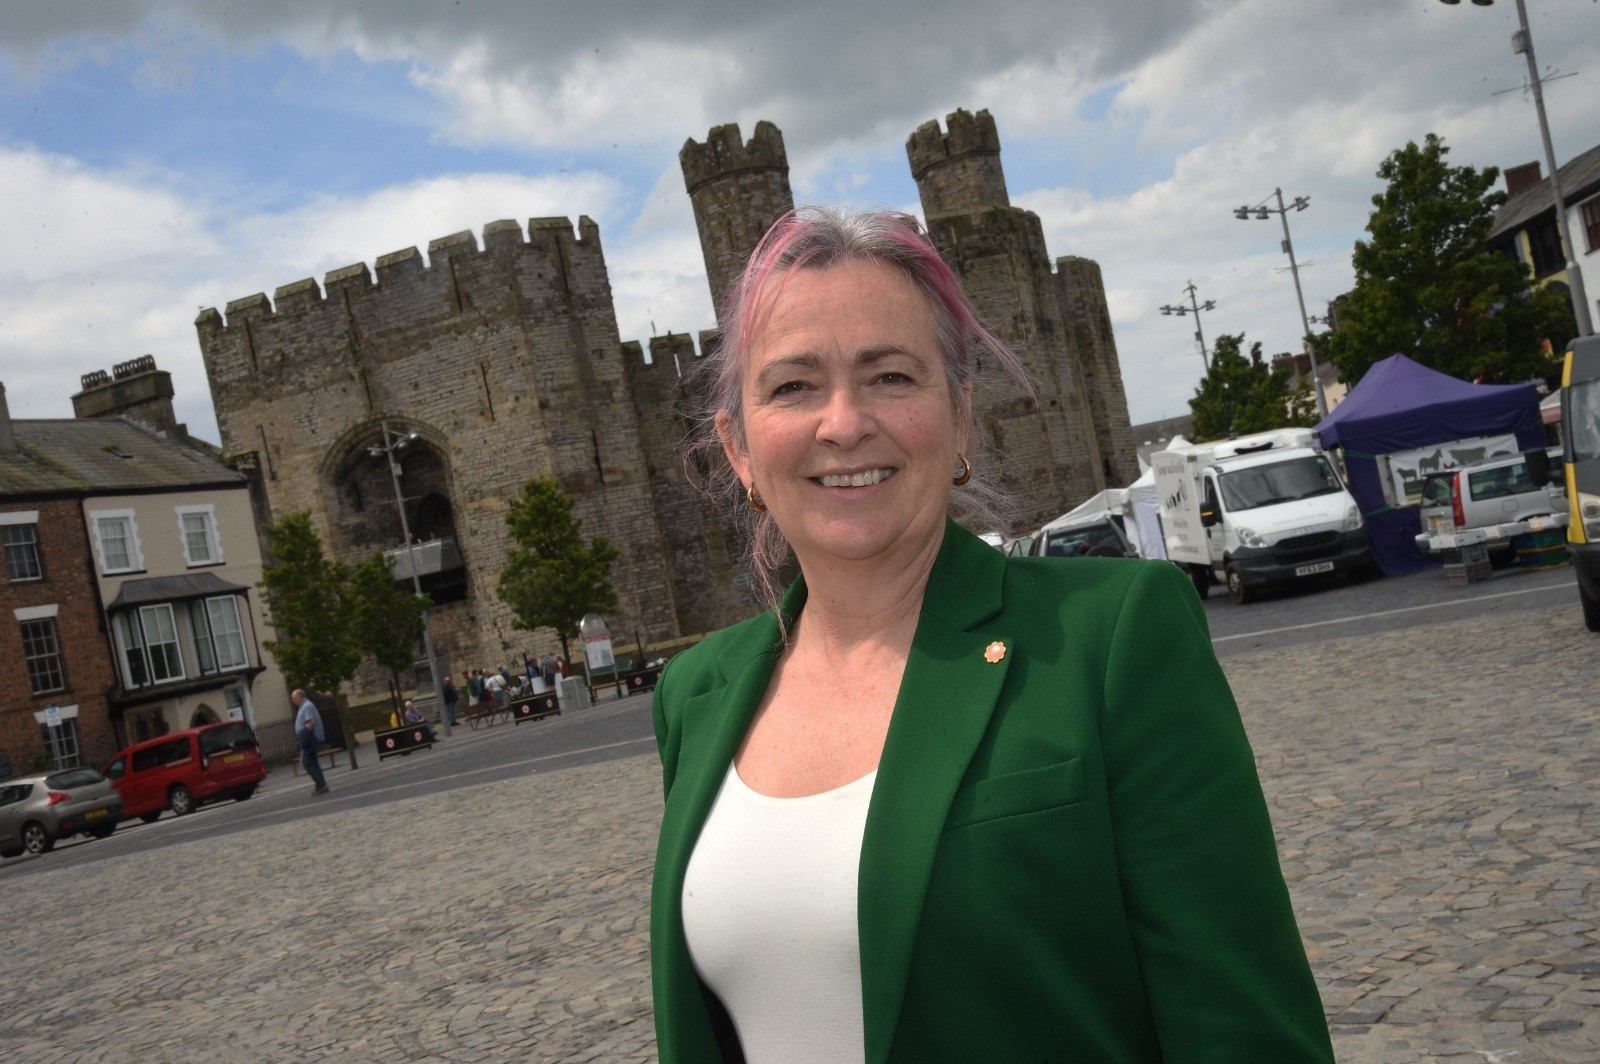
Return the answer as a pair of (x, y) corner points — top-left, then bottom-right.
(496, 477), (620, 663)
(258, 512), (362, 697)
(1322, 133), (1575, 386)
(1189, 333), (1318, 440)
(350, 551), (431, 713)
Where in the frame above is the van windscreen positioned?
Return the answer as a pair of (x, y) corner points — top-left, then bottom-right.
(200, 724), (258, 757)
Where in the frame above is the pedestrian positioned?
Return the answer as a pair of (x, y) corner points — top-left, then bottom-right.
(290, 688), (331, 796)
(540, 652), (557, 686)
(440, 674), (459, 727)
(485, 667), (508, 711)
(466, 668), (483, 707)
(402, 699), (437, 742)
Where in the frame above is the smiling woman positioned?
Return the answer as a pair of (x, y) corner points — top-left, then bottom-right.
(649, 206), (1335, 1063)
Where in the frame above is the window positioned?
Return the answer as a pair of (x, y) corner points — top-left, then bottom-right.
(20, 618), (65, 694)
(139, 604), (185, 682)
(2, 523), (41, 581)
(40, 719), (80, 769)
(190, 596), (248, 674)
(176, 506), (221, 566)
(92, 511), (142, 573)
(1583, 198), (1600, 254)
(114, 612), (150, 687)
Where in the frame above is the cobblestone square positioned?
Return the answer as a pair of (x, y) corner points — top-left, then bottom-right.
(0, 606), (1594, 1061)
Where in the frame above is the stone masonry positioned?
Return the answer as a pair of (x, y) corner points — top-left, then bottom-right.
(197, 111), (1136, 690)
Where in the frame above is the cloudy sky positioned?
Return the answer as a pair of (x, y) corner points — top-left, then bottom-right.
(2, 0), (1596, 446)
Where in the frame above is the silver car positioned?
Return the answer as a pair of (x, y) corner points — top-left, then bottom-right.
(0, 768), (124, 858)
(1418, 449), (1566, 561)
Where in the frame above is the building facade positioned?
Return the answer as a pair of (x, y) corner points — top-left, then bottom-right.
(0, 373), (290, 775)
(197, 110), (1135, 689)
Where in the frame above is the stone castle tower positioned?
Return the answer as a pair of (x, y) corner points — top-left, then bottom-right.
(907, 109), (1136, 515)
(196, 110), (1134, 689)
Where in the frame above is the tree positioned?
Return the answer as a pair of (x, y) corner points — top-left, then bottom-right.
(258, 512), (362, 697)
(349, 551), (431, 714)
(1189, 333), (1318, 440)
(1322, 133), (1575, 387)
(496, 477), (620, 663)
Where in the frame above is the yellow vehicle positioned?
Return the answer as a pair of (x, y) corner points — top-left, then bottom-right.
(1544, 336), (1600, 630)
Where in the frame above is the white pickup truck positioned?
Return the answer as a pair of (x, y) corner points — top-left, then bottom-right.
(1152, 428), (1373, 603)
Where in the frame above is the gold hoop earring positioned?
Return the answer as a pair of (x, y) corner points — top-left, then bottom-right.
(746, 486), (768, 513)
(952, 454), (972, 486)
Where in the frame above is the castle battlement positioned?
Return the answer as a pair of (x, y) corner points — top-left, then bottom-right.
(680, 121), (788, 195)
(196, 215), (606, 333)
(907, 108), (1009, 216)
(907, 109), (1001, 178)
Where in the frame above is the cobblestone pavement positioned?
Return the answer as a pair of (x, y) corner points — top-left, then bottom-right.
(0, 605), (1595, 1062)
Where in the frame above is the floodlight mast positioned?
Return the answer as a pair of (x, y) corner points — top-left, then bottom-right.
(1159, 280), (1218, 370)
(375, 420), (449, 736)
(1235, 188), (1329, 416)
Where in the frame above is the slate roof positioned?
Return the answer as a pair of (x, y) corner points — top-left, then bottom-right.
(107, 571), (252, 610)
(0, 418), (243, 498)
(1490, 141), (1600, 240)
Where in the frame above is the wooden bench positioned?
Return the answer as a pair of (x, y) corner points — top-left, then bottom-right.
(291, 746), (345, 776)
(463, 701), (513, 730)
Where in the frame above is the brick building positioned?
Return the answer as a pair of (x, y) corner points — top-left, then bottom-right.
(195, 109), (1135, 692)
(0, 368), (291, 777)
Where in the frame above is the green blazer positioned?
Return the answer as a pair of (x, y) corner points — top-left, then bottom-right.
(650, 521), (1334, 1063)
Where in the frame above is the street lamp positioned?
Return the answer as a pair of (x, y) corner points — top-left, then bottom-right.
(368, 421), (450, 736)
(1438, 0), (1592, 336)
(1234, 189), (1329, 417)
(1160, 280), (1218, 370)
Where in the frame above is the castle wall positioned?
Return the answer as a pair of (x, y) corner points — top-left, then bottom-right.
(197, 217), (681, 682)
(624, 335), (754, 635)
(1054, 256), (1137, 486)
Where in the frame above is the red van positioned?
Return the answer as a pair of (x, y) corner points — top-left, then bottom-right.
(102, 722), (268, 822)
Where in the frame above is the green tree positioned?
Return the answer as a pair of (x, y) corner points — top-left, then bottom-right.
(1323, 133), (1574, 386)
(258, 512), (362, 697)
(1189, 333), (1318, 440)
(350, 551), (431, 714)
(496, 477), (620, 662)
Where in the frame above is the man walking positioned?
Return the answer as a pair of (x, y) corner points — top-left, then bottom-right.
(291, 689), (332, 796)
(440, 674), (459, 727)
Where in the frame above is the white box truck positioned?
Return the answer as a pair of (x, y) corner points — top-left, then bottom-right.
(1152, 428), (1372, 603)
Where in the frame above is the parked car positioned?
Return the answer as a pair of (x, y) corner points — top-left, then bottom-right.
(0, 768), (124, 857)
(102, 722), (268, 823)
(1418, 449), (1565, 563)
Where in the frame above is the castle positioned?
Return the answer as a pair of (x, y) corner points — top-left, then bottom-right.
(195, 109), (1135, 682)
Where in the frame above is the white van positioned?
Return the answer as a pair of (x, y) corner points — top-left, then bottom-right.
(1152, 428), (1372, 603)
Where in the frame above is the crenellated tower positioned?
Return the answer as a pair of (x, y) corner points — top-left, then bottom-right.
(681, 121), (794, 317)
(905, 108), (1137, 520)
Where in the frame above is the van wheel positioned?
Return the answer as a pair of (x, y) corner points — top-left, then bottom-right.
(1188, 565), (1210, 599)
(169, 785), (196, 817)
(21, 821), (54, 855)
(139, 812), (161, 824)
(1580, 584), (1600, 633)
(1226, 566), (1253, 605)
(234, 785), (258, 802)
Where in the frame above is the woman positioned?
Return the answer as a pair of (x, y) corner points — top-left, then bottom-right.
(650, 207), (1334, 1063)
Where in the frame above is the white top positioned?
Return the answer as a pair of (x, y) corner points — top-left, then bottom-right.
(682, 764), (878, 1064)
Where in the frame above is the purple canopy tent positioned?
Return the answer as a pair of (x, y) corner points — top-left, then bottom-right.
(1314, 354), (1543, 575)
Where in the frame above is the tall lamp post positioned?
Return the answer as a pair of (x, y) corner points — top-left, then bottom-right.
(1439, 0), (1592, 337)
(1234, 190), (1329, 417)
(369, 421), (450, 736)
(1160, 280), (1218, 370)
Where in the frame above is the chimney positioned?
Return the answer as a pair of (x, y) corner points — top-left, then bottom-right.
(1504, 161), (1543, 196)
(0, 382), (16, 454)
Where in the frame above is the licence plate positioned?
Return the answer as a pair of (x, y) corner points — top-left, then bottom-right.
(223, 754), (245, 763)
(1295, 561), (1335, 577)
(84, 808), (108, 819)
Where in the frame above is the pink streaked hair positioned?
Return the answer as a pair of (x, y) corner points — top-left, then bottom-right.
(685, 205), (1034, 614)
